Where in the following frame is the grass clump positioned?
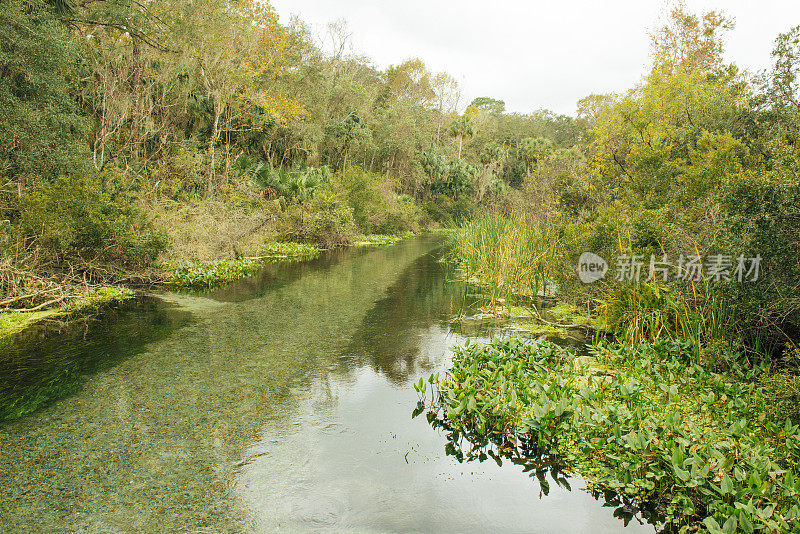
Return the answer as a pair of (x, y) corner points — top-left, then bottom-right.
(419, 338), (800, 533)
(448, 213), (565, 308)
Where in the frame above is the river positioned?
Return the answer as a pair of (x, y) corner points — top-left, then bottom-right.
(0, 237), (653, 533)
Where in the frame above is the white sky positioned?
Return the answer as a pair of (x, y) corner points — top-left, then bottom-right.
(270, 0), (800, 117)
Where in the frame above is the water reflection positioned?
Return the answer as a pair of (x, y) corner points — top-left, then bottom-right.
(420, 403), (663, 532)
(0, 237), (655, 533)
(344, 248), (467, 384)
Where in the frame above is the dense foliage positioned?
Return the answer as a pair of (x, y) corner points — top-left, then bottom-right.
(0, 0), (579, 307)
(419, 338), (800, 533)
(451, 8), (800, 362)
(437, 6), (800, 532)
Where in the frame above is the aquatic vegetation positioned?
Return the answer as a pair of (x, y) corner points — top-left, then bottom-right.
(260, 241), (321, 259)
(0, 287), (133, 347)
(548, 302), (590, 326)
(0, 295), (189, 423)
(354, 232), (415, 247)
(596, 282), (739, 354)
(418, 338), (800, 533)
(448, 214), (565, 309)
(166, 258), (265, 289)
(166, 242), (321, 289)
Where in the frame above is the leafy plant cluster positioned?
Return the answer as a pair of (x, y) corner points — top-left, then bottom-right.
(245, 163), (332, 204)
(420, 338), (800, 533)
(166, 258), (265, 289)
(166, 241), (319, 289)
(353, 233), (415, 247)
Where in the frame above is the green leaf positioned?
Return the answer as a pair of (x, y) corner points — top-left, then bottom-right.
(738, 512), (754, 534)
(702, 517), (724, 534)
(720, 474), (734, 495)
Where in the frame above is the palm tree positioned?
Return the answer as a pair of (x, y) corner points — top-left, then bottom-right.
(518, 137), (554, 174)
(448, 115), (474, 160)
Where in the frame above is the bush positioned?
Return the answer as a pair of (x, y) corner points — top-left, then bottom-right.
(422, 193), (475, 226)
(246, 162), (332, 203)
(717, 160), (800, 352)
(332, 167), (421, 235)
(147, 139), (206, 199)
(282, 188), (357, 247)
(18, 171), (166, 266)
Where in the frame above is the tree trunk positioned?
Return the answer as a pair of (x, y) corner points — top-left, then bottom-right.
(207, 99), (221, 196)
(129, 38), (142, 161)
(458, 135), (463, 159)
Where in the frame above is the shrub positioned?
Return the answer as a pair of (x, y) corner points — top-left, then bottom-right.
(332, 167), (421, 235)
(19, 171), (166, 266)
(282, 188), (357, 247)
(246, 162), (331, 203)
(709, 150), (800, 354)
(422, 193), (475, 226)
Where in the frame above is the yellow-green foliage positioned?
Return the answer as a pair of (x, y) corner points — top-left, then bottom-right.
(353, 233), (414, 247)
(449, 214), (565, 308)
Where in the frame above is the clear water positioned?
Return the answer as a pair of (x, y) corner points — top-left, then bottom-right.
(0, 238), (654, 533)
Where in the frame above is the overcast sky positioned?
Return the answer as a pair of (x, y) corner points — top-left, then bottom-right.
(270, 0), (800, 116)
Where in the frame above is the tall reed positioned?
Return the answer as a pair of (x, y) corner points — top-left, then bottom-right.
(448, 213), (565, 311)
(597, 280), (750, 361)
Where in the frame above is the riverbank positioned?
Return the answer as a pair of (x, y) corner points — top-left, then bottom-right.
(0, 233), (417, 347)
(420, 338), (800, 533)
(436, 212), (800, 532)
(0, 287), (133, 348)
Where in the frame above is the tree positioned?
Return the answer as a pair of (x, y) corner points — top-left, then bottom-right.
(448, 114), (474, 160)
(324, 113), (371, 170)
(0, 0), (88, 200)
(649, 0), (733, 76)
(431, 72), (460, 141)
(470, 97), (505, 115)
(518, 137), (553, 174)
(757, 25), (800, 136)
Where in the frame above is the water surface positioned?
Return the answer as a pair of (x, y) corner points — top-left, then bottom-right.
(0, 238), (654, 533)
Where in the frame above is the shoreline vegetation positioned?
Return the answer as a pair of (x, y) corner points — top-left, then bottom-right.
(417, 339), (800, 533)
(418, 5), (800, 533)
(1, 0), (799, 531)
(0, 233), (417, 344)
(0, 287), (133, 348)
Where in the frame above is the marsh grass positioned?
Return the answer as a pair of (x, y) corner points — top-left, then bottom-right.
(448, 213), (566, 312)
(595, 280), (782, 365)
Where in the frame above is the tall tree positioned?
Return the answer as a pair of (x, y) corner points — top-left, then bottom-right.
(448, 114), (474, 160)
(0, 0), (88, 199)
